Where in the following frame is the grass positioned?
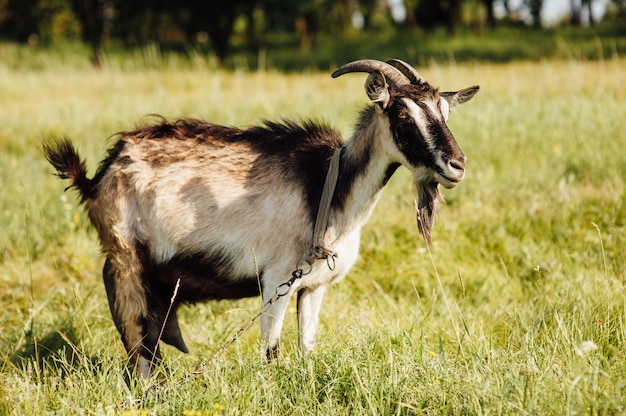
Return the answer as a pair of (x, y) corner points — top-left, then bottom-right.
(0, 48), (625, 414)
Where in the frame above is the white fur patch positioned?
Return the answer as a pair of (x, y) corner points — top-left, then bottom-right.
(402, 98), (433, 150)
(440, 98), (450, 122)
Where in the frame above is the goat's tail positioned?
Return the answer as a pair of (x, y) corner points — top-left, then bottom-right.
(43, 137), (95, 202)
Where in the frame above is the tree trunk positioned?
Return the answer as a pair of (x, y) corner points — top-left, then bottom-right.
(449, 0), (462, 33)
(584, 0), (595, 25)
(570, 0), (581, 25)
(483, 0), (496, 27)
(70, 0), (105, 66)
(295, 15), (314, 54)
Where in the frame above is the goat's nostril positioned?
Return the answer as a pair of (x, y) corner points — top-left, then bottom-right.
(449, 159), (465, 172)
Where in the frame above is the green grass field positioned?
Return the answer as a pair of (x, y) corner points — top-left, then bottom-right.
(1, 51), (625, 414)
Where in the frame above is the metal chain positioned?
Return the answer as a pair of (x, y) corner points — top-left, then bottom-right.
(193, 250), (337, 373)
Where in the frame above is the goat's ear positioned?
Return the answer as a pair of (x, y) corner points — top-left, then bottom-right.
(441, 85), (479, 108)
(365, 71), (390, 110)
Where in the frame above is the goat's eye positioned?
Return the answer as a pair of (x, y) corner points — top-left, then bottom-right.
(398, 113), (409, 120)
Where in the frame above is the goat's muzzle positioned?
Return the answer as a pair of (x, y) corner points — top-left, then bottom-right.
(436, 155), (466, 189)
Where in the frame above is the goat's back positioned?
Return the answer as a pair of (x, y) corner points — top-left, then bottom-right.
(86, 118), (344, 273)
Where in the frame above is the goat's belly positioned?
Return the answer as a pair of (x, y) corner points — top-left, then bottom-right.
(153, 252), (262, 303)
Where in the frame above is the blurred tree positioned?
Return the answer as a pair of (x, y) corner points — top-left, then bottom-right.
(611, 0), (626, 16)
(402, 0), (418, 29)
(483, 0), (496, 27)
(114, 0), (194, 44)
(0, 0), (41, 41)
(0, 0), (78, 42)
(69, 0), (109, 65)
(584, 0), (596, 25)
(260, 0), (349, 53)
(411, 0), (464, 32)
(449, 0), (462, 30)
(241, 0), (261, 54)
(359, 0), (381, 29)
(4, 0), (619, 66)
(524, 0), (543, 27)
(571, 0), (582, 24)
(189, 0), (239, 61)
(113, 0), (252, 62)
(570, 0), (596, 25)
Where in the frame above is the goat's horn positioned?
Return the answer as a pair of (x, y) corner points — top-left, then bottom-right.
(386, 59), (425, 84)
(331, 59), (409, 87)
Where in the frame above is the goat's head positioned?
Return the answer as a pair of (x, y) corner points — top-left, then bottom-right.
(332, 59), (479, 244)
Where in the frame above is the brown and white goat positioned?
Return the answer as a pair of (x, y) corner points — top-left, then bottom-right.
(44, 59), (478, 377)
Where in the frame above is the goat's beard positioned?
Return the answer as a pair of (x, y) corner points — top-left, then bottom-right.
(414, 181), (441, 246)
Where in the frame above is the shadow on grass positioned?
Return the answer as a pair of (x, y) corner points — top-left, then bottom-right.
(6, 319), (106, 378)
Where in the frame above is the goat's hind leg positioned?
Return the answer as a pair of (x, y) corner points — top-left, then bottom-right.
(102, 248), (154, 377)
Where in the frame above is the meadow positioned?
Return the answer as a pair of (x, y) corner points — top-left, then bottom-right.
(0, 48), (625, 414)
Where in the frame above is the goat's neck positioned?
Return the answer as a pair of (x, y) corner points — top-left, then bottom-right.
(329, 108), (398, 241)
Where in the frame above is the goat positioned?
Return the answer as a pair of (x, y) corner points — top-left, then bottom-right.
(44, 59), (478, 377)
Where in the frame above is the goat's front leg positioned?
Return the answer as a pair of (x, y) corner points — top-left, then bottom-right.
(260, 285), (292, 361)
(297, 285), (327, 353)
